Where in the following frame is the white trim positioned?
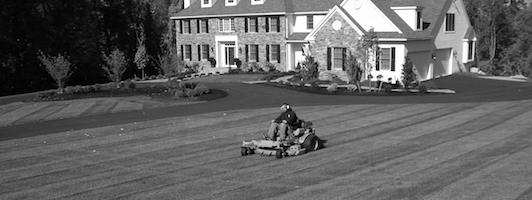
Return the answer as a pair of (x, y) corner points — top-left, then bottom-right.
(378, 38), (407, 42)
(201, 0), (213, 8)
(171, 12), (286, 20)
(215, 35), (238, 68)
(251, 0), (264, 5)
(305, 5), (364, 41)
(292, 11), (328, 15)
(390, 6), (419, 10)
(225, 0), (238, 6)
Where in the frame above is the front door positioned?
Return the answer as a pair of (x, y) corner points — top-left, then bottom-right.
(225, 46), (235, 66)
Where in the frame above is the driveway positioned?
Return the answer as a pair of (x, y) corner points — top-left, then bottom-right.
(0, 73), (531, 141)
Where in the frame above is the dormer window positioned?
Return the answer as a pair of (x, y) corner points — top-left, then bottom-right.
(226, 0), (237, 6)
(251, 0), (264, 5)
(201, 0), (213, 8)
(445, 13), (455, 32)
(416, 11), (422, 30)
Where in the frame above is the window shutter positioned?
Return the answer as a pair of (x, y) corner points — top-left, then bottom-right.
(198, 45), (201, 60)
(391, 47), (396, 71)
(245, 45), (249, 62)
(266, 45), (270, 62)
(245, 18), (248, 32)
(218, 19), (222, 32)
(197, 19), (200, 33)
(327, 47), (331, 70)
(342, 48), (346, 71)
(276, 17), (280, 32)
(179, 21), (183, 34)
(188, 20), (191, 33)
(180, 45), (184, 60)
(265, 17), (270, 32)
(277, 45), (281, 63)
(206, 20), (209, 33)
(206, 44), (210, 58)
(375, 48), (380, 71)
(255, 45), (259, 61)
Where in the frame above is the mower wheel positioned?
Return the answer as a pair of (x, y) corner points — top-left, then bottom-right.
(275, 149), (283, 159)
(301, 135), (319, 151)
(241, 147), (248, 156)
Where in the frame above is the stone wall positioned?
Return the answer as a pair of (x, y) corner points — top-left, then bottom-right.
(309, 12), (361, 80)
(175, 16), (287, 71)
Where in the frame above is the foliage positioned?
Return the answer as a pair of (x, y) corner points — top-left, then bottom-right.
(500, 6), (532, 77)
(208, 57), (217, 68)
(102, 49), (127, 87)
(300, 56), (319, 81)
(134, 30), (148, 79)
(37, 51), (74, 93)
(402, 57), (417, 89)
(169, 81), (211, 98)
(158, 50), (183, 78)
(261, 62), (277, 72)
(344, 51), (363, 92)
(326, 83), (338, 93)
(0, 0), (182, 96)
(355, 28), (378, 78)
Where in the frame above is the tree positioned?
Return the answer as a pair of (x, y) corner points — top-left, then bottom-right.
(355, 28), (378, 80)
(344, 51), (363, 92)
(157, 50), (183, 79)
(102, 49), (127, 87)
(38, 51), (74, 94)
(501, 6), (532, 77)
(300, 56), (319, 82)
(402, 57), (417, 89)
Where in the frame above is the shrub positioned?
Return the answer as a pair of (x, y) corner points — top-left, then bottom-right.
(327, 83), (338, 93)
(402, 57), (417, 89)
(170, 82), (210, 98)
(208, 57), (217, 68)
(249, 62), (262, 72)
(126, 80), (136, 89)
(383, 83), (393, 93)
(261, 62), (277, 72)
(234, 58), (242, 69)
(38, 51), (74, 94)
(102, 49), (127, 88)
(418, 84), (428, 93)
(300, 56), (319, 81)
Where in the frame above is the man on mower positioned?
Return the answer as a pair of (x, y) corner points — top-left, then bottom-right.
(264, 103), (299, 141)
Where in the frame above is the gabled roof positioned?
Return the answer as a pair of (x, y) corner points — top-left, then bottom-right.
(172, 0), (339, 19)
(370, 0), (451, 40)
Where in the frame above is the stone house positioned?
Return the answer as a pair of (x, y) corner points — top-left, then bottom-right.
(171, 0), (476, 82)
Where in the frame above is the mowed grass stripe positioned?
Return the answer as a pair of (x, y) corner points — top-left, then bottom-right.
(186, 101), (529, 200)
(0, 102), (50, 127)
(116, 104), (466, 199)
(13, 102), (68, 125)
(424, 145), (532, 200)
(47, 104), (404, 200)
(273, 108), (532, 200)
(0, 106), (352, 198)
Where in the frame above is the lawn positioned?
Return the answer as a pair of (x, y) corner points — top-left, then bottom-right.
(1, 100), (532, 199)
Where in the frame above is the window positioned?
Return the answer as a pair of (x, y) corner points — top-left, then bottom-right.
(416, 11), (422, 30)
(333, 48), (344, 70)
(326, 47), (346, 70)
(307, 15), (314, 30)
(246, 17), (258, 32)
(445, 13), (455, 32)
(218, 18), (235, 32)
(182, 20), (191, 34)
(266, 44), (281, 63)
(377, 47), (396, 71)
(201, 0), (212, 7)
(267, 16), (280, 32)
(246, 44), (259, 62)
(198, 44), (209, 60)
(468, 41), (474, 60)
(182, 45), (192, 60)
(198, 19), (209, 33)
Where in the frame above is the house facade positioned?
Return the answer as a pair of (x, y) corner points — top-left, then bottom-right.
(171, 0), (476, 82)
